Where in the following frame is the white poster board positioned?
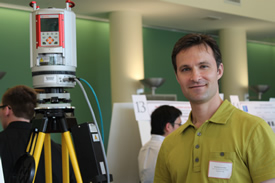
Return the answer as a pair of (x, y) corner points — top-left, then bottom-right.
(107, 101), (191, 183)
(107, 103), (141, 183)
(229, 95), (241, 109)
(229, 96), (275, 133)
(132, 95), (191, 145)
(239, 101), (275, 133)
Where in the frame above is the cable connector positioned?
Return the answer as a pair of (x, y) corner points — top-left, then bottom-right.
(63, 77), (76, 82)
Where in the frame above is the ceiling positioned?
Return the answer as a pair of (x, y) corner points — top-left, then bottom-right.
(1, 0), (275, 44)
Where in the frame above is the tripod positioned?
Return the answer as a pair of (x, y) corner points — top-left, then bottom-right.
(12, 107), (83, 183)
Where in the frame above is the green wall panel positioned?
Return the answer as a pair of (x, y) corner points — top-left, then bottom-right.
(72, 19), (111, 148)
(143, 28), (188, 101)
(247, 43), (275, 100)
(0, 8), (32, 95)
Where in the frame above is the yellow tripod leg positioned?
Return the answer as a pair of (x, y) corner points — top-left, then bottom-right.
(26, 133), (36, 153)
(44, 133), (52, 183)
(32, 132), (46, 183)
(62, 131), (83, 183)
(62, 134), (70, 183)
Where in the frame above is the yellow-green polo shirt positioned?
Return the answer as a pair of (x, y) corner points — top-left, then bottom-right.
(154, 100), (275, 183)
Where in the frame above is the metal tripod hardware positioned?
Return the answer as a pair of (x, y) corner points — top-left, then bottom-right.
(13, 107), (83, 183)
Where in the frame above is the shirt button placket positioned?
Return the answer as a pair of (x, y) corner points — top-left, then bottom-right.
(193, 131), (202, 172)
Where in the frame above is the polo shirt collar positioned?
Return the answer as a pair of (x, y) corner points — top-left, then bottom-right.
(180, 100), (235, 132)
(209, 100), (235, 124)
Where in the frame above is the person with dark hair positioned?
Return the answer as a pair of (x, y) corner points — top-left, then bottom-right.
(0, 85), (75, 182)
(138, 105), (182, 183)
(154, 33), (275, 183)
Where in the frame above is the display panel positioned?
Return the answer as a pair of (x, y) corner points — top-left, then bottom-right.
(40, 18), (59, 32)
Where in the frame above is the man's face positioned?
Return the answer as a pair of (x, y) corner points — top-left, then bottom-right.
(175, 44), (223, 104)
(166, 116), (182, 136)
(172, 117), (182, 131)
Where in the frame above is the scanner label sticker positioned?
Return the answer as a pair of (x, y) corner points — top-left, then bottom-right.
(89, 123), (97, 133)
(44, 75), (56, 82)
(92, 134), (100, 142)
(100, 162), (106, 174)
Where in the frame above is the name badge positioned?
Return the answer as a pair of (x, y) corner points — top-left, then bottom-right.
(208, 161), (232, 179)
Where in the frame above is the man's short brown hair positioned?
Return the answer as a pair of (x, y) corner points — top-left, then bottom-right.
(172, 33), (222, 73)
(2, 85), (37, 120)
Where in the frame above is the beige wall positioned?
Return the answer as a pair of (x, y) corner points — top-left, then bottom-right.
(163, 0), (275, 22)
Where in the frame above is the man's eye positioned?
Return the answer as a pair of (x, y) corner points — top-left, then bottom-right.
(200, 65), (208, 69)
(181, 68), (190, 72)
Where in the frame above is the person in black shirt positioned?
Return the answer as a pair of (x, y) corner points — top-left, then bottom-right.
(0, 85), (75, 182)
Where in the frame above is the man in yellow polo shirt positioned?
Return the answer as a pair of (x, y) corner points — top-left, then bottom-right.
(154, 33), (275, 183)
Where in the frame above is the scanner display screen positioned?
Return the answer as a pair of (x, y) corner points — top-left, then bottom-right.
(41, 18), (59, 32)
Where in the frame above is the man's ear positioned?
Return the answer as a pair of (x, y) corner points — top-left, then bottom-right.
(3, 106), (12, 116)
(217, 63), (224, 80)
(164, 122), (172, 133)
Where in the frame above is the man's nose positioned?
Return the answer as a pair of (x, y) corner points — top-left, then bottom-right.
(190, 69), (201, 82)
